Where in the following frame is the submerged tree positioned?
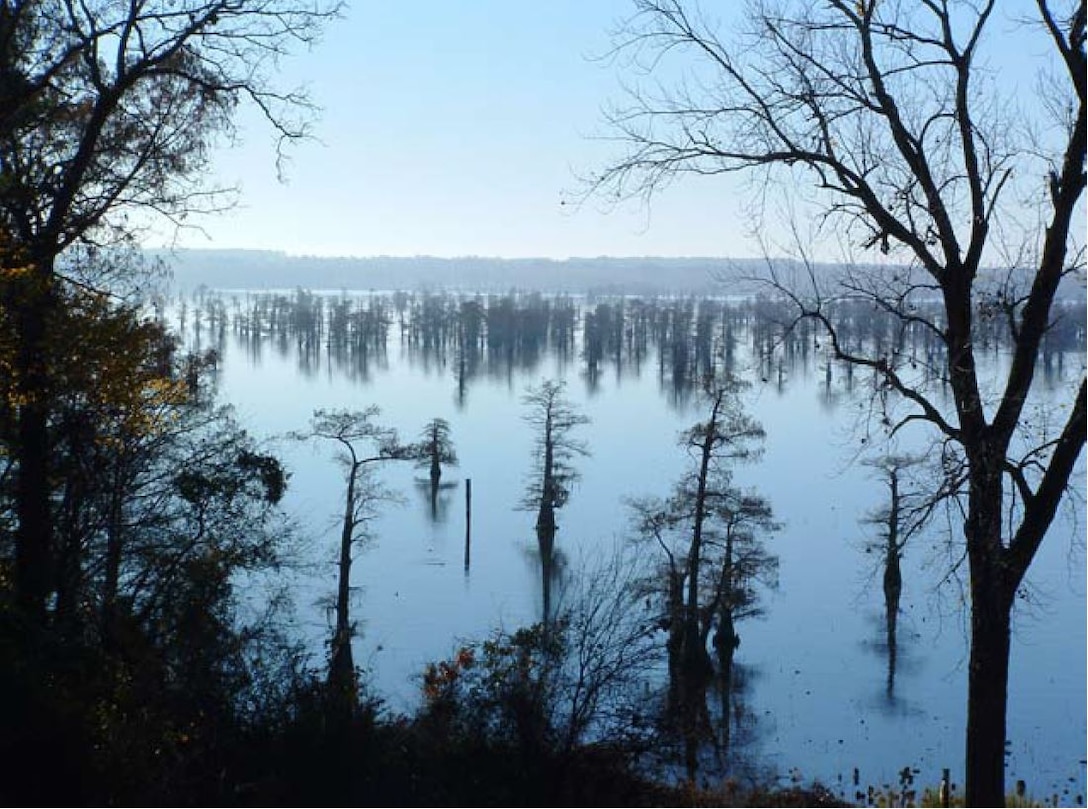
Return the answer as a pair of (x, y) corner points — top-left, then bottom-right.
(630, 375), (776, 778)
(860, 454), (947, 700)
(594, 2), (1085, 802)
(521, 380), (590, 624)
(292, 408), (414, 717)
(677, 378), (768, 688)
(416, 417), (458, 515)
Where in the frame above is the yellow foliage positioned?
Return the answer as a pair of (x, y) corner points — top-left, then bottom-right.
(0, 258), (191, 445)
(0, 263), (32, 280)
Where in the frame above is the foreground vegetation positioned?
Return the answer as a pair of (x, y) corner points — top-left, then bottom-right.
(0, 597), (840, 806)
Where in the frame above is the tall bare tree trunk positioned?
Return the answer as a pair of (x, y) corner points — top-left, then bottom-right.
(965, 559), (1013, 807)
(328, 461), (358, 715)
(12, 263), (54, 622)
(964, 461), (1014, 808)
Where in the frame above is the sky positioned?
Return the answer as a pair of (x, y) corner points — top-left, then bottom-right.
(163, 0), (761, 259)
(160, 0), (1077, 261)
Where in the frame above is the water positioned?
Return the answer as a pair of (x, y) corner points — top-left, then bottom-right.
(179, 289), (1085, 801)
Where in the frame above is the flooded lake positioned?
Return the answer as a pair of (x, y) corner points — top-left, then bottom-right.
(177, 289), (1085, 801)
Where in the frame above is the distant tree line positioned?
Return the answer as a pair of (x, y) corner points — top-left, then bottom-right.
(182, 287), (1087, 406)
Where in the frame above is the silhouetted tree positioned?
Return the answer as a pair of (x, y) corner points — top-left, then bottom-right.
(417, 417), (458, 511)
(419, 548), (657, 767)
(861, 453), (953, 700)
(675, 378), (767, 689)
(629, 375), (775, 780)
(292, 408), (413, 718)
(521, 380), (590, 624)
(0, 293), (296, 803)
(594, 2), (1085, 801)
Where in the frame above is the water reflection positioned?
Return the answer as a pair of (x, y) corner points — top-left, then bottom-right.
(652, 660), (768, 788)
(171, 289), (1086, 413)
(522, 541), (570, 628)
(413, 479), (457, 524)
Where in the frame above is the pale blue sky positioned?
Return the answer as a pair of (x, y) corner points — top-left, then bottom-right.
(166, 0), (759, 259)
(164, 0), (1077, 261)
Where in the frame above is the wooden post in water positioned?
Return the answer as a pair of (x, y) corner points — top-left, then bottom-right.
(463, 478), (472, 571)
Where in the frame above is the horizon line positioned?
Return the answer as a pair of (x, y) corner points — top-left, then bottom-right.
(148, 245), (783, 263)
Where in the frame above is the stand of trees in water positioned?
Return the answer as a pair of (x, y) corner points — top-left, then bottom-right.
(163, 285), (1083, 798)
(187, 285), (1085, 406)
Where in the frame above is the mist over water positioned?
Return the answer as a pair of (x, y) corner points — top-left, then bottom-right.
(173, 288), (1086, 801)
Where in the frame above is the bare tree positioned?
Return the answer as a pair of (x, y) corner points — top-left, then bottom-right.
(418, 546), (659, 764)
(593, 2), (1085, 803)
(0, 0), (339, 620)
(292, 407), (414, 717)
(552, 548), (660, 755)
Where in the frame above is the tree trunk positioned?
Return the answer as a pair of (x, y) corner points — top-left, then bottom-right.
(429, 449), (441, 511)
(13, 267), (54, 621)
(430, 452), (441, 489)
(535, 411), (560, 628)
(683, 402), (719, 685)
(715, 607), (738, 671)
(965, 554), (1013, 808)
(537, 521), (555, 626)
(536, 416), (556, 536)
(329, 461), (358, 713)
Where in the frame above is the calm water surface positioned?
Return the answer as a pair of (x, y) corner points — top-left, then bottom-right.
(179, 290), (1085, 801)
